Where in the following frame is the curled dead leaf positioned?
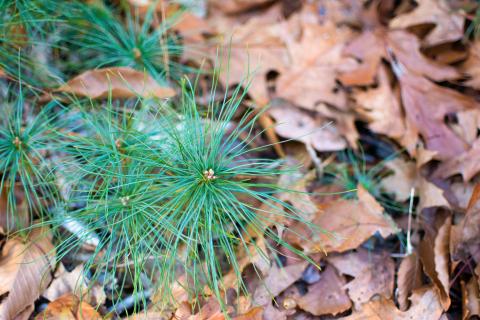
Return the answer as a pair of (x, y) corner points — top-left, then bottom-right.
(397, 253), (423, 311)
(35, 294), (102, 320)
(57, 67), (176, 100)
(0, 227), (56, 320)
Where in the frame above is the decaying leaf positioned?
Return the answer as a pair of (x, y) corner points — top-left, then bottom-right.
(396, 71), (477, 160)
(297, 265), (352, 316)
(268, 103), (347, 152)
(397, 253), (423, 311)
(461, 42), (480, 90)
(389, 0), (464, 46)
(434, 216), (451, 310)
(286, 185), (397, 253)
(339, 29), (460, 86)
(462, 276), (480, 319)
(340, 287), (443, 320)
(209, 0), (274, 14)
(418, 220), (451, 310)
(0, 227), (56, 319)
(328, 249), (395, 308)
(275, 21), (355, 110)
(353, 65), (405, 140)
(436, 139), (480, 181)
(57, 67), (176, 99)
(253, 261), (308, 306)
(34, 294), (102, 320)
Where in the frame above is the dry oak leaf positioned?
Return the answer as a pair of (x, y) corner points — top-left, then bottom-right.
(57, 67), (175, 100)
(35, 294), (102, 320)
(397, 71), (477, 160)
(296, 265), (352, 316)
(328, 249), (395, 309)
(436, 138), (480, 181)
(339, 29), (460, 86)
(397, 253), (423, 311)
(340, 287), (443, 320)
(214, 15), (290, 104)
(461, 42), (480, 90)
(285, 185), (397, 254)
(353, 65), (405, 140)
(275, 21), (356, 111)
(389, 0), (464, 46)
(0, 227), (56, 320)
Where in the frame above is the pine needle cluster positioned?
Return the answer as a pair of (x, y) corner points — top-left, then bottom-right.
(0, 86), (59, 232)
(46, 79), (316, 315)
(58, 2), (185, 83)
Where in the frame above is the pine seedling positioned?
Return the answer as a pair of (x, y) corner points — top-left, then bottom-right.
(0, 0), (65, 87)
(49, 78), (318, 316)
(322, 148), (403, 212)
(0, 86), (60, 233)
(61, 2), (185, 83)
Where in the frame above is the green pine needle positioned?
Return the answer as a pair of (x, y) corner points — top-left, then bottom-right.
(47, 79), (319, 316)
(0, 86), (59, 233)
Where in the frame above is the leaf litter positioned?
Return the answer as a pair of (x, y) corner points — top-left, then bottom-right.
(1, 0), (480, 319)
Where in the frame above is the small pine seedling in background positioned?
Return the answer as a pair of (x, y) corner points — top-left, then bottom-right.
(322, 148), (404, 213)
(61, 2), (185, 84)
(0, 0), (65, 87)
(0, 85), (60, 233)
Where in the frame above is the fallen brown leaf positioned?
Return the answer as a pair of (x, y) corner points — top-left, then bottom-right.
(397, 253), (423, 311)
(297, 265), (352, 316)
(268, 103), (348, 152)
(0, 227), (56, 319)
(389, 0), (464, 46)
(435, 139), (480, 181)
(461, 42), (480, 90)
(339, 29), (460, 87)
(253, 261), (307, 306)
(396, 71), (477, 160)
(434, 217), (452, 310)
(209, 0), (274, 14)
(328, 249), (395, 308)
(419, 221), (451, 310)
(353, 65), (405, 140)
(57, 67), (176, 100)
(35, 294), (102, 320)
(340, 287), (443, 320)
(275, 21), (355, 110)
(462, 276), (480, 319)
(286, 185), (397, 253)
